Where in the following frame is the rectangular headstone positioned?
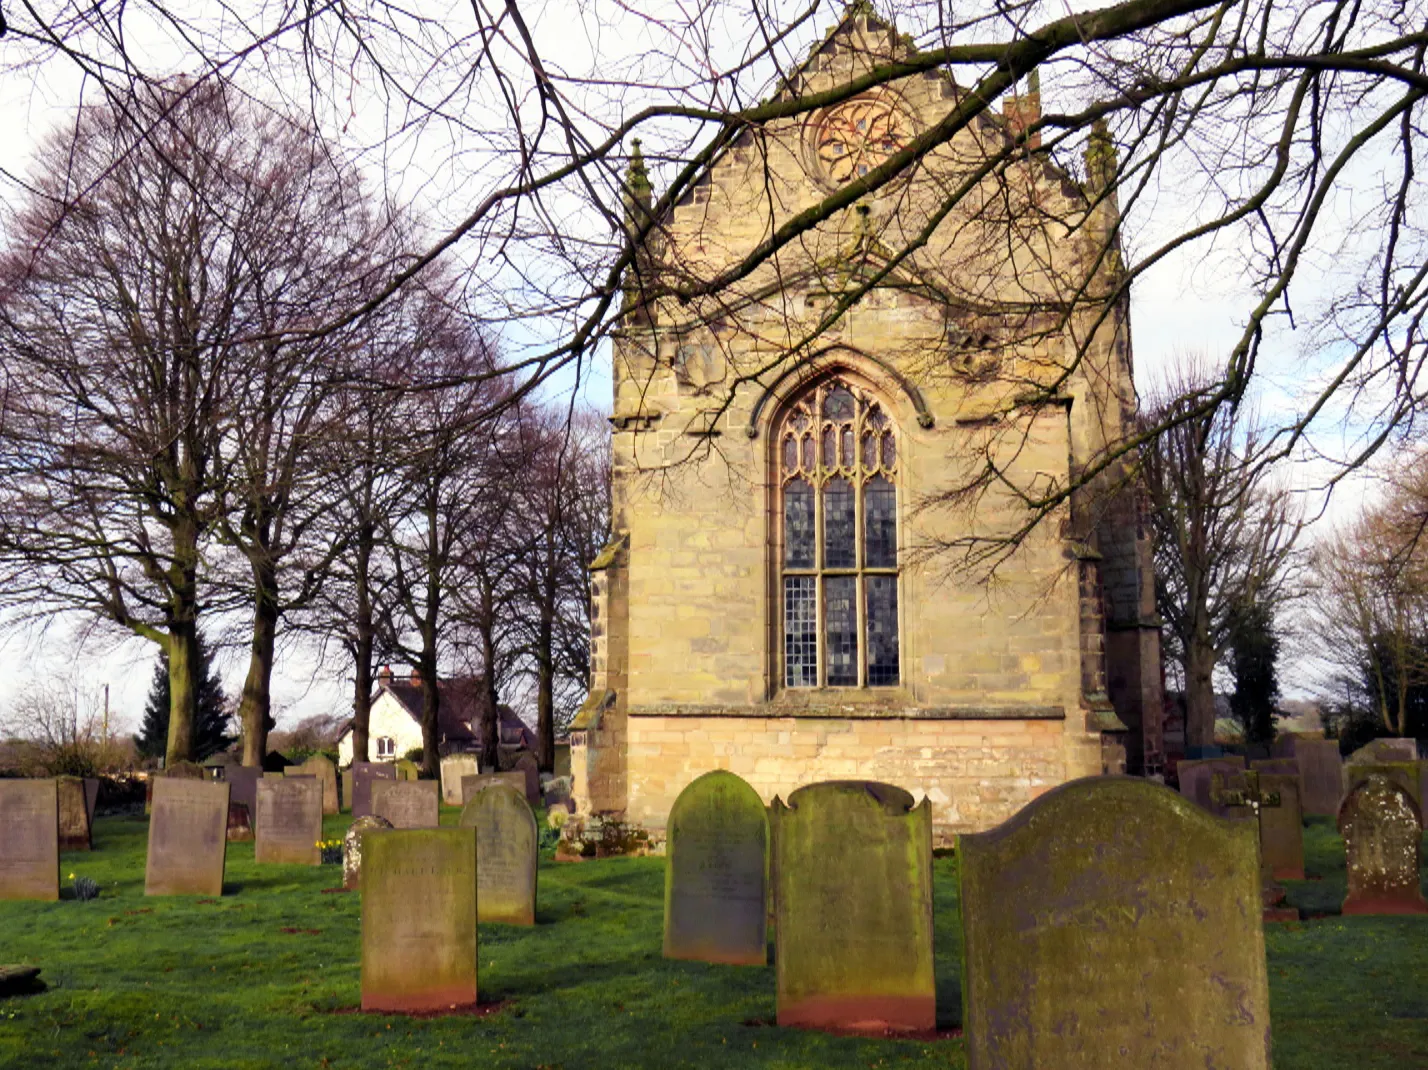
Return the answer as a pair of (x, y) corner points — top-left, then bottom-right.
(960, 777), (1271, 1069)
(351, 762), (397, 819)
(361, 828), (478, 1012)
(1256, 772), (1305, 880)
(1295, 739), (1343, 816)
(83, 778), (100, 826)
(461, 772), (526, 805)
(772, 781), (934, 1033)
(458, 783), (538, 925)
(288, 756), (339, 815)
(57, 775), (92, 851)
(0, 779), (59, 900)
(1250, 758), (1299, 779)
(663, 770), (768, 965)
(145, 778), (229, 897)
(1176, 756), (1248, 818)
(371, 779), (439, 829)
(255, 777), (323, 865)
(1339, 773), (1428, 915)
(511, 754), (541, 806)
(440, 755), (480, 806)
(226, 767), (262, 819)
(341, 769), (353, 813)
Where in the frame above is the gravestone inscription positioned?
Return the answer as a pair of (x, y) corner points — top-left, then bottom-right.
(146, 778), (229, 896)
(960, 777), (1272, 1070)
(771, 781), (934, 1033)
(1176, 756), (1248, 817)
(361, 828), (478, 1013)
(663, 769), (768, 966)
(440, 755), (480, 806)
(1295, 739), (1344, 817)
(459, 783), (538, 925)
(57, 776), (92, 851)
(289, 755), (339, 816)
(255, 778), (323, 865)
(350, 762), (397, 819)
(0, 779), (59, 901)
(1338, 774), (1428, 916)
(343, 815), (394, 890)
(371, 779), (439, 829)
(460, 772), (526, 805)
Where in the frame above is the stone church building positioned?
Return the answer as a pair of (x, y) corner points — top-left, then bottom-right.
(570, 6), (1163, 840)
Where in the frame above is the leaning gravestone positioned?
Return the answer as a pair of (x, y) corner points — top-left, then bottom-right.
(440, 755), (481, 806)
(371, 779), (439, 829)
(146, 778), (229, 896)
(459, 783), (538, 925)
(1295, 739), (1344, 816)
(1338, 773), (1428, 916)
(663, 770), (768, 965)
(255, 777), (323, 865)
(289, 756), (339, 816)
(57, 776), (92, 851)
(1176, 756), (1248, 817)
(771, 781), (933, 1032)
(960, 777), (1271, 1069)
(343, 815), (394, 890)
(461, 772), (527, 805)
(0, 779), (59, 901)
(350, 762), (397, 819)
(361, 828), (478, 1012)
(1256, 772), (1305, 880)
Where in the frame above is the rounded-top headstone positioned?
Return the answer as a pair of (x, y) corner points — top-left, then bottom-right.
(458, 783), (538, 925)
(1337, 773), (1428, 916)
(343, 815), (394, 890)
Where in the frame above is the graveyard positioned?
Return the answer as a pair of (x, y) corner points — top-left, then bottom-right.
(1, 798), (1426, 1069)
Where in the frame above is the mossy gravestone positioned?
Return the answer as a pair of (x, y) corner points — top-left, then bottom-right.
(289, 756), (339, 816)
(56, 776), (92, 851)
(394, 759), (419, 782)
(255, 778), (322, 865)
(771, 781), (933, 1033)
(440, 755), (480, 806)
(1344, 762), (1421, 809)
(350, 762), (397, 819)
(1294, 739), (1344, 817)
(1176, 756), (1247, 817)
(959, 777), (1271, 1070)
(458, 783), (538, 925)
(1338, 774), (1428, 916)
(1256, 772), (1304, 880)
(0, 779), (59, 901)
(343, 815), (393, 890)
(371, 779), (439, 829)
(361, 828), (478, 1013)
(461, 772), (526, 805)
(663, 770), (768, 966)
(146, 778), (229, 897)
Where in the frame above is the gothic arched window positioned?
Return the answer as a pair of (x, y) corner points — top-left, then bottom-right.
(777, 377), (899, 688)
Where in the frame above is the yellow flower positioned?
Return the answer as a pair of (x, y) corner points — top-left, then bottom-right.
(68, 872), (75, 880)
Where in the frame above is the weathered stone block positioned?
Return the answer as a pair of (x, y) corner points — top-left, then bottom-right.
(371, 779), (439, 829)
(57, 776), (92, 851)
(343, 815), (393, 890)
(145, 778), (229, 897)
(350, 762), (397, 819)
(288, 756), (339, 815)
(440, 755), (480, 806)
(1293, 740), (1343, 817)
(0, 779), (59, 900)
(461, 772), (527, 805)
(458, 783), (537, 925)
(1257, 772), (1304, 880)
(255, 777), (323, 865)
(1338, 773), (1428, 916)
(1175, 756), (1247, 818)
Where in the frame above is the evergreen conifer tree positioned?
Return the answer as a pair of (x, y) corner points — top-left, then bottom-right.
(134, 634), (235, 760)
(1227, 599), (1281, 745)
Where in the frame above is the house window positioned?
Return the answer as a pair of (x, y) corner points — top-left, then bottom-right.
(778, 377), (899, 688)
(375, 737), (396, 759)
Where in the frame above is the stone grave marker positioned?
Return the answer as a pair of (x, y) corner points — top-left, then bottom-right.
(0, 779), (59, 900)
(341, 770), (353, 813)
(1295, 740), (1344, 817)
(1338, 773), (1428, 916)
(1346, 737), (1418, 766)
(1256, 772), (1305, 880)
(350, 762), (397, 819)
(663, 769), (768, 965)
(83, 778), (100, 826)
(288, 755), (339, 815)
(145, 760), (205, 814)
(1344, 761), (1421, 809)
(343, 815), (393, 890)
(225, 767), (261, 821)
(459, 783), (538, 925)
(1250, 757), (1299, 779)
(460, 772), (527, 805)
(361, 828), (478, 1012)
(1176, 756), (1248, 817)
(394, 759), (419, 781)
(1211, 770), (1296, 921)
(145, 778), (229, 896)
(371, 779), (439, 829)
(57, 776), (92, 851)
(512, 753), (541, 806)
(960, 777), (1271, 1069)
(255, 777), (323, 865)
(1270, 734), (1300, 758)
(440, 755), (480, 806)
(227, 803), (254, 842)
(771, 781), (933, 1032)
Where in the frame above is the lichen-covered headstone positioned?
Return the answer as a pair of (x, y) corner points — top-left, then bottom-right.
(289, 755), (339, 816)
(361, 828), (478, 1013)
(1293, 740), (1343, 816)
(771, 781), (933, 1033)
(255, 777), (323, 865)
(1256, 772), (1304, 880)
(458, 783), (538, 925)
(960, 777), (1271, 1069)
(1344, 761), (1421, 810)
(460, 772), (526, 805)
(394, 759), (419, 782)
(1176, 756), (1248, 817)
(440, 755), (480, 806)
(343, 815), (394, 890)
(56, 776), (92, 851)
(1338, 774), (1428, 916)
(663, 770), (768, 965)
(0, 779), (59, 900)
(350, 762), (397, 819)
(145, 778), (229, 896)
(371, 779), (439, 829)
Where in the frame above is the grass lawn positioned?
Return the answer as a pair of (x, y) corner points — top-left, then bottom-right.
(1, 811), (1426, 1069)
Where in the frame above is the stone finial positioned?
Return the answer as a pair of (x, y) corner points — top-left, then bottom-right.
(1084, 117), (1117, 193)
(622, 138), (652, 234)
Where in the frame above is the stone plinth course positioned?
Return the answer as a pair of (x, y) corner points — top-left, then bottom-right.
(145, 778), (229, 897)
(0, 779), (59, 901)
(371, 779), (439, 829)
(1294, 740), (1344, 816)
(350, 762), (397, 819)
(1257, 772), (1305, 880)
(361, 828), (478, 1013)
(255, 777), (323, 865)
(461, 772), (527, 805)
(343, 816), (394, 891)
(1176, 756), (1248, 817)
(288, 755), (339, 815)
(440, 755), (480, 806)
(959, 776), (1271, 1070)
(458, 783), (538, 925)
(1338, 773), (1428, 916)
(663, 769), (768, 966)
(56, 776), (92, 851)
(771, 780), (934, 1033)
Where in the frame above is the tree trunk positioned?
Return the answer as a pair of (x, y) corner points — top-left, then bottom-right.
(536, 596), (555, 773)
(238, 561), (279, 766)
(480, 618), (501, 774)
(351, 525), (375, 763)
(1184, 637), (1217, 750)
(419, 642), (440, 778)
(165, 623), (199, 765)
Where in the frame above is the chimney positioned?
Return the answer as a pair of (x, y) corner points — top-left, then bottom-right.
(409, 667), (422, 686)
(1002, 70), (1041, 150)
(376, 665), (393, 687)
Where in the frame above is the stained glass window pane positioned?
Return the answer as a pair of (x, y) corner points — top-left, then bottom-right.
(801, 436), (814, 469)
(862, 432), (876, 469)
(822, 426), (837, 466)
(864, 476), (896, 568)
(825, 575), (858, 686)
(782, 437), (797, 472)
(784, 576), (818, 687)
(840, 427), (854, 467)
(823, 386), (854, 421)
(784, 478), (814, 568)
(866, 575), (899, 686)
(823, 477), (855, 568)
(881, 433), (895, 469)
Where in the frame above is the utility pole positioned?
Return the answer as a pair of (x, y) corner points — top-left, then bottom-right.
(103, 683), (109, 741)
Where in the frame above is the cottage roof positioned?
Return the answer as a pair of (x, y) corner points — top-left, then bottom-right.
(338, 672), (535, 751)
